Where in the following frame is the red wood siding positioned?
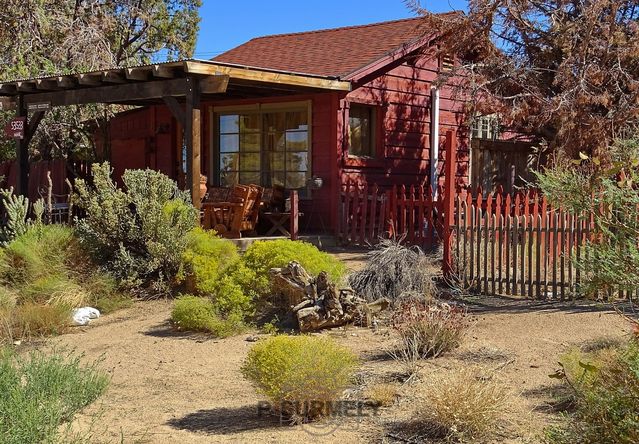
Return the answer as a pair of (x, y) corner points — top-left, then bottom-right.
(339, 55), (469, 192)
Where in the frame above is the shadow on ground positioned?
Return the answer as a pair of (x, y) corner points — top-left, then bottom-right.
(143, 322), (214, 340)
(457, 294), (638, 318)
(167, 405), (283, 435)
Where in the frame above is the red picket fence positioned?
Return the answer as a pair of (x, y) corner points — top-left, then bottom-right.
(337, 130), (631, 300)
(338, 183), (442, 249)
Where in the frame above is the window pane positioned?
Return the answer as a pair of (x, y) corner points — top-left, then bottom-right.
(220, 134), (239, 153)
(286, 172), (307, 189)
(264, 112), (287, 133)
(286, 111), (307, 130)
(220, 170), (238, 187)
(349, 105), (374, 157)
(240, 171), (260, 185)
(240, 133), (260, 152)
(239, 152), (260, 171)
(220, 153), (239, 171)
(286, 131), (308, 151)
(269, 152), (285, 171)
(219, 115), (239, 134)
(265, 131), (286, 152)
(287, 152), (308, 172)
(239, 114), (260, 133)
(270, 171), (286, 188)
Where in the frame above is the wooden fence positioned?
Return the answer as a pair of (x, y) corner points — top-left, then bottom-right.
(451, 189), (593, 299)
(338, 183), (442, 250)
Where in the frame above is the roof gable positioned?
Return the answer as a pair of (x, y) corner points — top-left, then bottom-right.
(212, 17), (431, 79)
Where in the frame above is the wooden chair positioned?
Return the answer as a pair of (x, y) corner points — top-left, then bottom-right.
(202, 184), (263, 238)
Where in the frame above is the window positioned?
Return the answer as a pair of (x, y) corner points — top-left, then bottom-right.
(472, 114), (501, 140)
(348, 104), (376, 158)
(217, 106), (309, 190)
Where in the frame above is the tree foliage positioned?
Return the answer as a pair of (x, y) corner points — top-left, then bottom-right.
(409, 0), (639, 158)
(536, 139), (639, 297)
(0, 0), (201, 161)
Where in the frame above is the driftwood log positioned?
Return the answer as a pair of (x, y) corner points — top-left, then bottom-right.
(269, 261), (390, 332)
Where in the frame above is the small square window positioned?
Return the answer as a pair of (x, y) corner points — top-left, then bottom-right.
(348, 104), (376, 158)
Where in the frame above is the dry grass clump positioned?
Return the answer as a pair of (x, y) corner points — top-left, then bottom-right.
(0, 303), (71, 342)
(415, 367), (511, 442)
(348, 238), (436, 303)
(365, 383), (399, 407)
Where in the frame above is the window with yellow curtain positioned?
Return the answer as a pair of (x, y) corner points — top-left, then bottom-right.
(217, 107), (309, 190)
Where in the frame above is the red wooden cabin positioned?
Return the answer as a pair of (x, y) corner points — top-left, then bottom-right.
(105, 17), (470, 235)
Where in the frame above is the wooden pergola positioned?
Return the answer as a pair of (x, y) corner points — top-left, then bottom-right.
(0, 59), (350, 207)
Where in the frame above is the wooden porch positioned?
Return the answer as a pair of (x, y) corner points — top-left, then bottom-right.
(0, 59), (350, 225)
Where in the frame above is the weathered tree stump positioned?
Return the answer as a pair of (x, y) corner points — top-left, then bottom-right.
(269, 261), (390, 332)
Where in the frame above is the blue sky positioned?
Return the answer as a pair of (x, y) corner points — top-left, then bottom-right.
(194, 0), (467, 59)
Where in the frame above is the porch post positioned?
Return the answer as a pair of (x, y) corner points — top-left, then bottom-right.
(15, 95), (28, 197)
(184, 77), (201, 209)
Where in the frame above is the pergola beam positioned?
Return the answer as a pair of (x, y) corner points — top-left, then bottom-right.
(22, 76), (229, 107)
(183, 61), (351, 91)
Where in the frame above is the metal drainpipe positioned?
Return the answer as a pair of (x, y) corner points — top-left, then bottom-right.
(430, 87), (440, 200)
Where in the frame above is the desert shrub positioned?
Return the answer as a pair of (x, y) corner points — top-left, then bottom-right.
(180, 228), (239, 295)
(415, 367), (510, 442)
(0, 188), (44, 246)
(0, 224), (128, 343)
(545, 341), (639, 444)
(365, 383), (399, 407)
(391, 299), (469, 360)
(0, 348), (108, 444)
(171, 295), (246, 338)
(348, 238), (436, 303)
(241, 335), (358, 422)
(74, 162), (198, 295)
(240, 239), (346, 299)
(0, 286), (16, 310)
(1, 303), (71, 342)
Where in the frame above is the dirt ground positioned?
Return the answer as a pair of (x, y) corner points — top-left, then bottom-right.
(28, 249), (633, 443)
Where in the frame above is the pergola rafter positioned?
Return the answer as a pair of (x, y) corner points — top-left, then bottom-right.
(0, 59), (351, 208)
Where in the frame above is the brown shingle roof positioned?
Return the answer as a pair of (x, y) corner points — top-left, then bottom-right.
(212, 17), (430, 79)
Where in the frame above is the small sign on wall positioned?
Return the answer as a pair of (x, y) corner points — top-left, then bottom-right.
(27, 102), (50, 112)
(4, 117), (26, 139)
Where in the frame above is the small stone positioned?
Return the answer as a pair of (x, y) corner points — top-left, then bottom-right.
(245, 335), (260, 342)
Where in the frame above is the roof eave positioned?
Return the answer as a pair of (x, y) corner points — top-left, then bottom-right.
(342, 36), (435, 83)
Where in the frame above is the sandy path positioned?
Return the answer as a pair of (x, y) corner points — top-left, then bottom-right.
(31, 295), (630, 444)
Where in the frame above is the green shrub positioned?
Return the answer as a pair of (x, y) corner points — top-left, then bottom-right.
(171, 295), (246, 338)
(0, 287), (16, 310)
(546, 341), (639, 443)
(2, 224), (76, 290)
(241, 335), (358, 421)
(240, 239), (346, 299)
(74, 162), (198, 295)
(0, 348), (108, 444)
(0, 224), (129, 343)
(180, 228), (239, 294)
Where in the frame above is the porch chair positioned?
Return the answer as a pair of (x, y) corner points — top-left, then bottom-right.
(202, 184), (263, 238)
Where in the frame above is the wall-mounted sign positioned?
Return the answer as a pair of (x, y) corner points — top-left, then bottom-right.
(0, 98), (16, 111)
(27, 102), (50, 112)
(4, 117), (26, 140)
